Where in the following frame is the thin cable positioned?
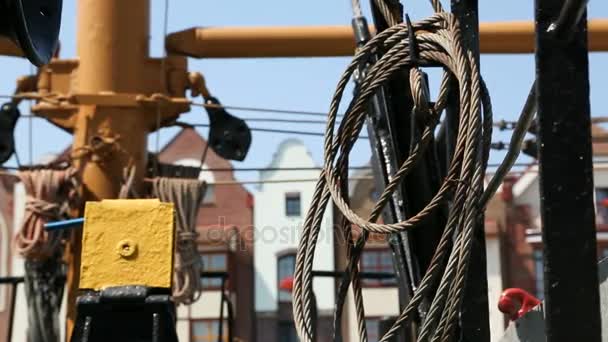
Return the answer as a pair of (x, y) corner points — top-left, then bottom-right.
(156, 0), (170, 177)
(0, 167), (556, 182)
(200, 166), (373, 172)
(230, 117), (330, 125)
(13, 151), (22, 168)
(15, 91), (607, 126)
(28, 104), (33, 165)
(28, 64), (34, 165)
(177, 122), (370, 139)
(19, 111), (555, 131)
(190, 102), (344, 118)
(480, 84), (536, 208)
(144, 176), (373, 186)
(1, 161), (569, 175)
(351, 0), (364, 18)
(6, 94), (343, 118)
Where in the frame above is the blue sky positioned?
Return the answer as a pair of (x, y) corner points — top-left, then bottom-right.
(2, 0), (608, 182)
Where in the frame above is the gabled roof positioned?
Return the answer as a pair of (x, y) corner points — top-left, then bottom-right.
(259, 138), (316, 181)
(158, 128), (233, 171)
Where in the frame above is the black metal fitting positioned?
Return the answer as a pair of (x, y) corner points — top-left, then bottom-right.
(204, 96), (252, 162)
(351, 16), (371, 47)
(0, 276), (24, 285)
(0, 102), (20, 164)
(548, 0), (589, 41)
(70, 286), (179, 342)
(405, 14), (419, 65)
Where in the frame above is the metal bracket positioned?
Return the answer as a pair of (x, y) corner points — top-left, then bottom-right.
(70, 286), (179, 342)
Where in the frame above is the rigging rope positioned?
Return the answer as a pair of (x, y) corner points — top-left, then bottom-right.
(153, 177), (206, 305)
(14, 168), (79, 259)
(13, 167), (79, 342)
(292, 1), (494, 341)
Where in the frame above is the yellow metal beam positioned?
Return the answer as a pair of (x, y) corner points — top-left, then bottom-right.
(480, 19), (608, 53)
(166, 25), (359, 58)
(166, 19), (608, 57)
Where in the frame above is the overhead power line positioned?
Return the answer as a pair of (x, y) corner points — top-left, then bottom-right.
(177, 122), (371, 139)
(5, 161), (608, 182)
(190, 101), (343, 117)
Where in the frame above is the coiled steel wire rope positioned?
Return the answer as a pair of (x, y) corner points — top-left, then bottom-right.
(292, 2), (495, 341)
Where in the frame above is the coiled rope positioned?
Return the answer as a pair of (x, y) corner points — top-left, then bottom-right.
(14, 167), (79, 259)
(153, 177), (206, 305)
(13, 167), (79, 342)
(292, 1), (494, 341)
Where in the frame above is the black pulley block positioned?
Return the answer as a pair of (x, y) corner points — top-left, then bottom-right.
(0, 102), (20, 164)
(205, 96), (252, 161)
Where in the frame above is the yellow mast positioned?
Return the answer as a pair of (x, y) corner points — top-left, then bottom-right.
(30, 0), (190, 337)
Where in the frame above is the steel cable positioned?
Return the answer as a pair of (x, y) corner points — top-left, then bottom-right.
(292, 2), (493, 341)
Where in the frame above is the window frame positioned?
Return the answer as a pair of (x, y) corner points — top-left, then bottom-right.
(200, 251), (231, 290)
(359, 247), (397, 288)
(278, 320), (299, 342)
(201, 184), (216, 206)
(285, 192), (301, 217)
(277, 252), (296, 303)
(364, 317), (383, 342)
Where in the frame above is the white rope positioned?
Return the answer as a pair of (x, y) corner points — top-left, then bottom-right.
(153, 177), (206, 305)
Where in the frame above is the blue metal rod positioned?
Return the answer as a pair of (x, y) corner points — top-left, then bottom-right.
(44, 217), (84, 231)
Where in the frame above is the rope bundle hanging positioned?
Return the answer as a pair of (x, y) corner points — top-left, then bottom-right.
(13, 167), (79, 342)
(14, 167), (79, 259)
(153, 177), (206, 305)
(292, 3), (494, 342)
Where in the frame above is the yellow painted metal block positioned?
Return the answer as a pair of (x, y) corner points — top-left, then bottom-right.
(79, 199), (175, 290)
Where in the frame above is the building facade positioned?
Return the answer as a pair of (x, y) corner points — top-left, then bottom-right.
(253, 139), (334, 342)
(485, 125), (608, 339)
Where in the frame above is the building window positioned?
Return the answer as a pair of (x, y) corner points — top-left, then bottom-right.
(533, 250), (544, 300)
(191, 320), (227, 342)
(278, 321), (298, 342)
(285, 193), (301, 217)
(365, 318), (381, 342)
(278, 253), (296, 302)
(200, 252), (228, 289)
(360, 249), (396, 287)
(202, 185), (215, 205)
(596, 188), (608, 224)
